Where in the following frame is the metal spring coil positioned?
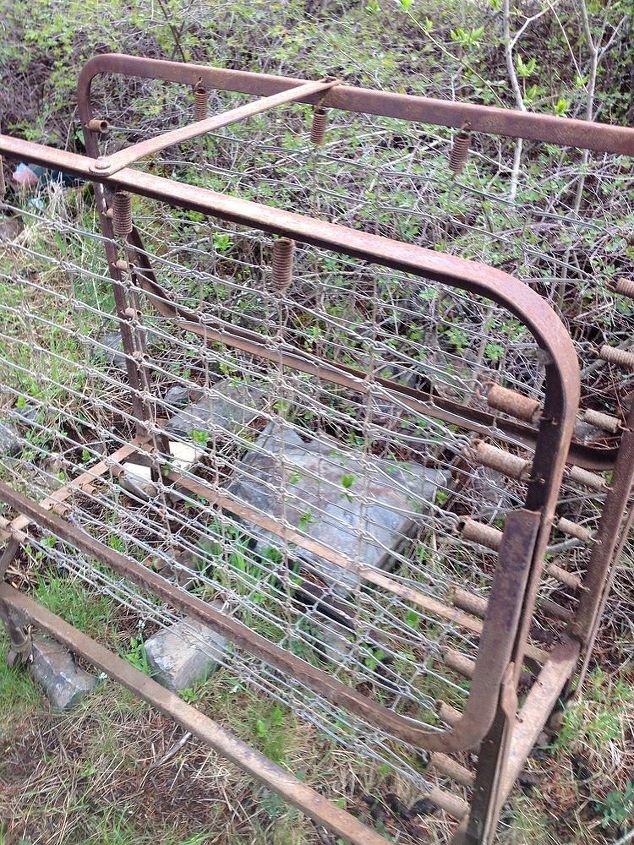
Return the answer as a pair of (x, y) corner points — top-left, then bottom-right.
(449, 129), (471, 174)
(599, 344), (634, 370)
(112, 191), (133, 237)
(271, 238), (295, 292)
(310, 108), (328, 146)
(614, 277), (634, 300)
(194, 86), (208, 121)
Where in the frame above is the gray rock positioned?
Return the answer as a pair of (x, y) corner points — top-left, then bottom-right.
(144, 614), (228, 691)
(574, 420), (603, 445)
(0, 421), (21, 456)
(229, 419), (447, 594)
(29, 636), (97, 710)
(317, 618), (355, 666)
(165, 379), (265, 439)
(93, 331), (127, 371)
(164, 385), (194, 407)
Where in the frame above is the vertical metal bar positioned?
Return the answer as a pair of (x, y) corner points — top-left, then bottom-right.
(82, 122), (152, 437)
(572, 402), (634, 688)
(462, 509), (541, 844)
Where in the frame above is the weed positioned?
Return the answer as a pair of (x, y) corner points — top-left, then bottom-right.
(0, 630), (41, 730)
(124, 636), (152, 675)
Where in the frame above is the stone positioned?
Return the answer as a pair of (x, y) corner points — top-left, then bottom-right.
(29, 636), (97, 710)
(0, 421), (21, 456)
(168, 440), (204, 471)
(229, 419), (447, 594)
(93, 330), (127, 371)
(165, 379), (265, 439)
(316, 617), (354, 666)
(164, 385), (194, 407)
(0, 216), (23, 242)
(144, 613), (228, 691)
(12, 403), (38, 425)
(118, 462), (158, 500)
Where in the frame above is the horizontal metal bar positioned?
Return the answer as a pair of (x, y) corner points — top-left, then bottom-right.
(79, 54), (634, 156)
(0, 478), (492, 752)
(90, 78), (339, 176)
(0, 584), (390, 845)
(0, 440), (140, 543)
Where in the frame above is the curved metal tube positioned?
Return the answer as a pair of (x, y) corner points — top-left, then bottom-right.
(0, 130), (580, 752)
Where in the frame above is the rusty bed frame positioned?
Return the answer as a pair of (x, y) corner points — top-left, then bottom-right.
(0, 54), (632, 844)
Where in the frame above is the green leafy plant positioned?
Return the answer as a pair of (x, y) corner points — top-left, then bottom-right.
(600, 782), (634, 829)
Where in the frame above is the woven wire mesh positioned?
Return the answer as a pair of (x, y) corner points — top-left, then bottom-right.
(89, 74), (632, 630)
(0, 78), (631, 789)
(0, 174), (556, 791)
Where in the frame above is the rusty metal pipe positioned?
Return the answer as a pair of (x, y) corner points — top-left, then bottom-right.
(90, 78), (340, 176)
(77, 54), (634, 155)
(0, 585), (391, 845)
(86, 118), (110, 134)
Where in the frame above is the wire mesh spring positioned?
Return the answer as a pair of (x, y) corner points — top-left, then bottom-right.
(112, 191), (133, 237)
(598, 344), (634, 371)
(468, 441), (532, 481)
(310, 108), (328, 146)
(486, 383), (541, 423)
(0, 155), (5, 198)
(556, 516), (593, 543)
(271, 237), (295, 292)
(614, 277), (634, 300)
(449, 128), (471, 174)
(583, 408), (622, 433)
(194, 86), (208, 121)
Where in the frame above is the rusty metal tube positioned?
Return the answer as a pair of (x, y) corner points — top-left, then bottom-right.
(598, 345), (634, 370)
(556, 516), (593, 543)
(468, 442), (532, 481)
(0, 585), (391, 845)
(567, 465), (608, 491)
(461, 519), (503, 551)
(426, 786), (469, 820)
(86, 117), (110, 134)
(486, 383), (541, 424)
(613, 277), (634, 299)
(583, 408), (622, 433)
(429, 752), (475, 787)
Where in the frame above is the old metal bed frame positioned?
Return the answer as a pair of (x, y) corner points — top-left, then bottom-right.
(0, 54), (632, 844)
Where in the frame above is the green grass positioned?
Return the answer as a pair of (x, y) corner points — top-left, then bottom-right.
(0, 629), (42, 731)
(34, 573), (120, 645)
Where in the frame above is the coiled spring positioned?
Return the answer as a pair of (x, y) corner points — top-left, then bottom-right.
(271, 238), (295, 292)
(449, 126), (471, 174)
(112, 191), (133, 237)
(599, 344), (634, 371)
(194, 85), (208, 121)
(310, 108), (328, 146)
